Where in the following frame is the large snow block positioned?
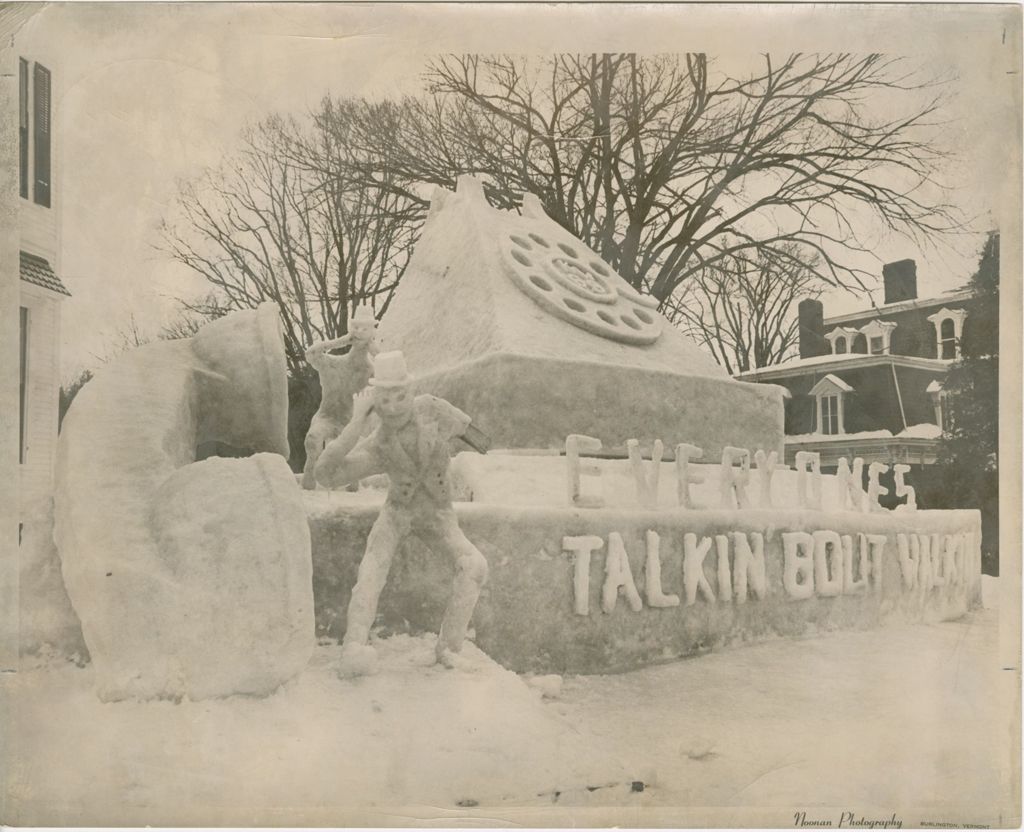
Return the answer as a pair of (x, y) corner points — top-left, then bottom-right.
(308, 501), (981, 675)
(407, 353), (782, 459)
(377, 177), (785, 457)
(54, 305), (314, 701)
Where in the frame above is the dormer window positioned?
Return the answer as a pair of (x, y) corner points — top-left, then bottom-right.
(810, 374), (854, 436)
(858, 320), (898, 355)
(825, 326), (859, 356)
(926, 308), (968, 360)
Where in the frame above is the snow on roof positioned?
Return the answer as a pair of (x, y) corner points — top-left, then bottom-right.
(926, 380), (944, 394)
(786, 423), (942, 443)
(809, 373), (854, 395)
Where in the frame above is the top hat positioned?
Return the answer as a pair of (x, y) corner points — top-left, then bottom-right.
(369, 351), (411, 388)
(351, 304), (376, 325)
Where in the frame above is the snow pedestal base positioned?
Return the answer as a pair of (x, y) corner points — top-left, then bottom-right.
(406, 353), (782, 457)
(309, 500), (981, 674)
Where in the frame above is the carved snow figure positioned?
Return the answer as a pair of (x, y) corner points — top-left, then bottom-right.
(54, 304), (314, 702)
(302, 304), (379, 489)
(315, 351), (489, 676)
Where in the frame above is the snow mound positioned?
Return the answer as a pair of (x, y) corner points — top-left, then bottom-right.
(4, 634), (631, 825)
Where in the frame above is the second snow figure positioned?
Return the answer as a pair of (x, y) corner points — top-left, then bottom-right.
(315, 350), (489, 676)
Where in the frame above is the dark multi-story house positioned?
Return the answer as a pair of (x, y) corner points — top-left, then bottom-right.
(735, 259), (979, 475)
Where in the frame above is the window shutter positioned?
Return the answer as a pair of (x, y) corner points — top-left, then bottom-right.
(19, 58), (28, 199)
(33, 62), (51, 208)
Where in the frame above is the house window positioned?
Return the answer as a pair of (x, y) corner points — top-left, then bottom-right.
(820, 394), (840, 435)
(940, 318), (956, 359)
(834, 336), (847, 355)
(19, 307), (30, 464)
(869, 336), (884, 355)
(33, 63), (52, 208)
(19, 58), (28, 199)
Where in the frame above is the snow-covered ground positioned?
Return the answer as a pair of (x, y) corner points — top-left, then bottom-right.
(3, 584), (1013, 827)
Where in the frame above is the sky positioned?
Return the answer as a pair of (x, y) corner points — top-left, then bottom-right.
(15, 2), (1020, 379)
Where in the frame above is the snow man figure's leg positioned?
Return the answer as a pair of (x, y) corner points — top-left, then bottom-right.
(420, 510), (489, 667)
(303, 416), (336, 490)
(339, 504), (407, 677)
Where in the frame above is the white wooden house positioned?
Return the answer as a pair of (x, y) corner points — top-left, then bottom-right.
(2, 6), (69, 526)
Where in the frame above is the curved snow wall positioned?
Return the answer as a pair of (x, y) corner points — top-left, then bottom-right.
(54, 304), (315, 701)
(309, 504), (981, 674)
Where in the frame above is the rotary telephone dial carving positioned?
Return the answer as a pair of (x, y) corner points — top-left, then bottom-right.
(500, 230), (662, 345)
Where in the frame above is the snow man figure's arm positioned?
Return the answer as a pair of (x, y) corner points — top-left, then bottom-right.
(421, 395), (472, 440)
(305, 334), (354, 369)
(315, 391), (382, 487)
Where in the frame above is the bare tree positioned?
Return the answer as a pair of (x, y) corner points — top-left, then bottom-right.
(325, 53), (960, 309)
(664, 245), (823, 375)
(160, 115), (419, 372)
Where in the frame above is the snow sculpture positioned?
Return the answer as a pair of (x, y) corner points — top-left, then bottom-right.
(315, 351), (489, 674)
(782, 532), (815, 600)
(719, 446), (751, 509)
(897, 534), (920, 590)
(674, 443), (704, 508)
(795, 451), (823, 510)
(893, 464), (917, 511)
(812, 530), (844, 597)
(754, 449), (778, 508)
(563, 535), (603, 615)
(376, 175), (784, 456)
(836, 457), (865, 511)
(627, 439), (663, 508)
(683, 534), (715, 605)
(602, 533), (643, 613)
(302, 304), (379, 489)
(54, 304), (314, 702)
(715, 535), (733, 602)
(843, 535), (870, 593)
(566, 434), (605, 508)
(867, 462), (889, 512)
(644, 531), (680, 608)
(732, 532), (767, 602)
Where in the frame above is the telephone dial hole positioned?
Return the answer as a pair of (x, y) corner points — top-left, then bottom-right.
(563, 297), (586, 313)
(528, 233), (550, 248)
(511, 249), (532, 267)
(529, 275), (553, 291)
(558, 243), (578, 258)
(511, 235), (532, 250)
(591, 262), (610, 277)
(621, 314), (641, 330)
(597, 310), (617, 326)
(634, 308), (654, 324)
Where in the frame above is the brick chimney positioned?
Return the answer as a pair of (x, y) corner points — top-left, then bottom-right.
(882, 259), (918, 304)
(798, 298), (828, 358)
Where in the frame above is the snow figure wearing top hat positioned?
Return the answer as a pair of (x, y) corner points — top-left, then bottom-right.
(302, 304), (379, 489)
(315, 350), (490, 676)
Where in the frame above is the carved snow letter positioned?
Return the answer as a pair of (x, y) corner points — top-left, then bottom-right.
(795, 451), (822, 510)
(782, 532), (815, 600)
(566, 434), (604, 508)
(812, 530), (844, 597)
(715, 535), (733, 603)
(843, 534), (869, 593)
(563, 535), (604, 616)
(754, 449), (778, 508)
(644, 530), (680, 608)
(893, 464), (917, 512)
(836, 456), (865, 512)
(675, 444), (704, 509)
(602, 532), (643, 613)
(683, 533), (716, 605)
(720, 447), (751, 509)
(897, 534), (919, 590)
(732, 532), (767, 602)
(627, 439), (664, 509)
(867, 462), (889, 512)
